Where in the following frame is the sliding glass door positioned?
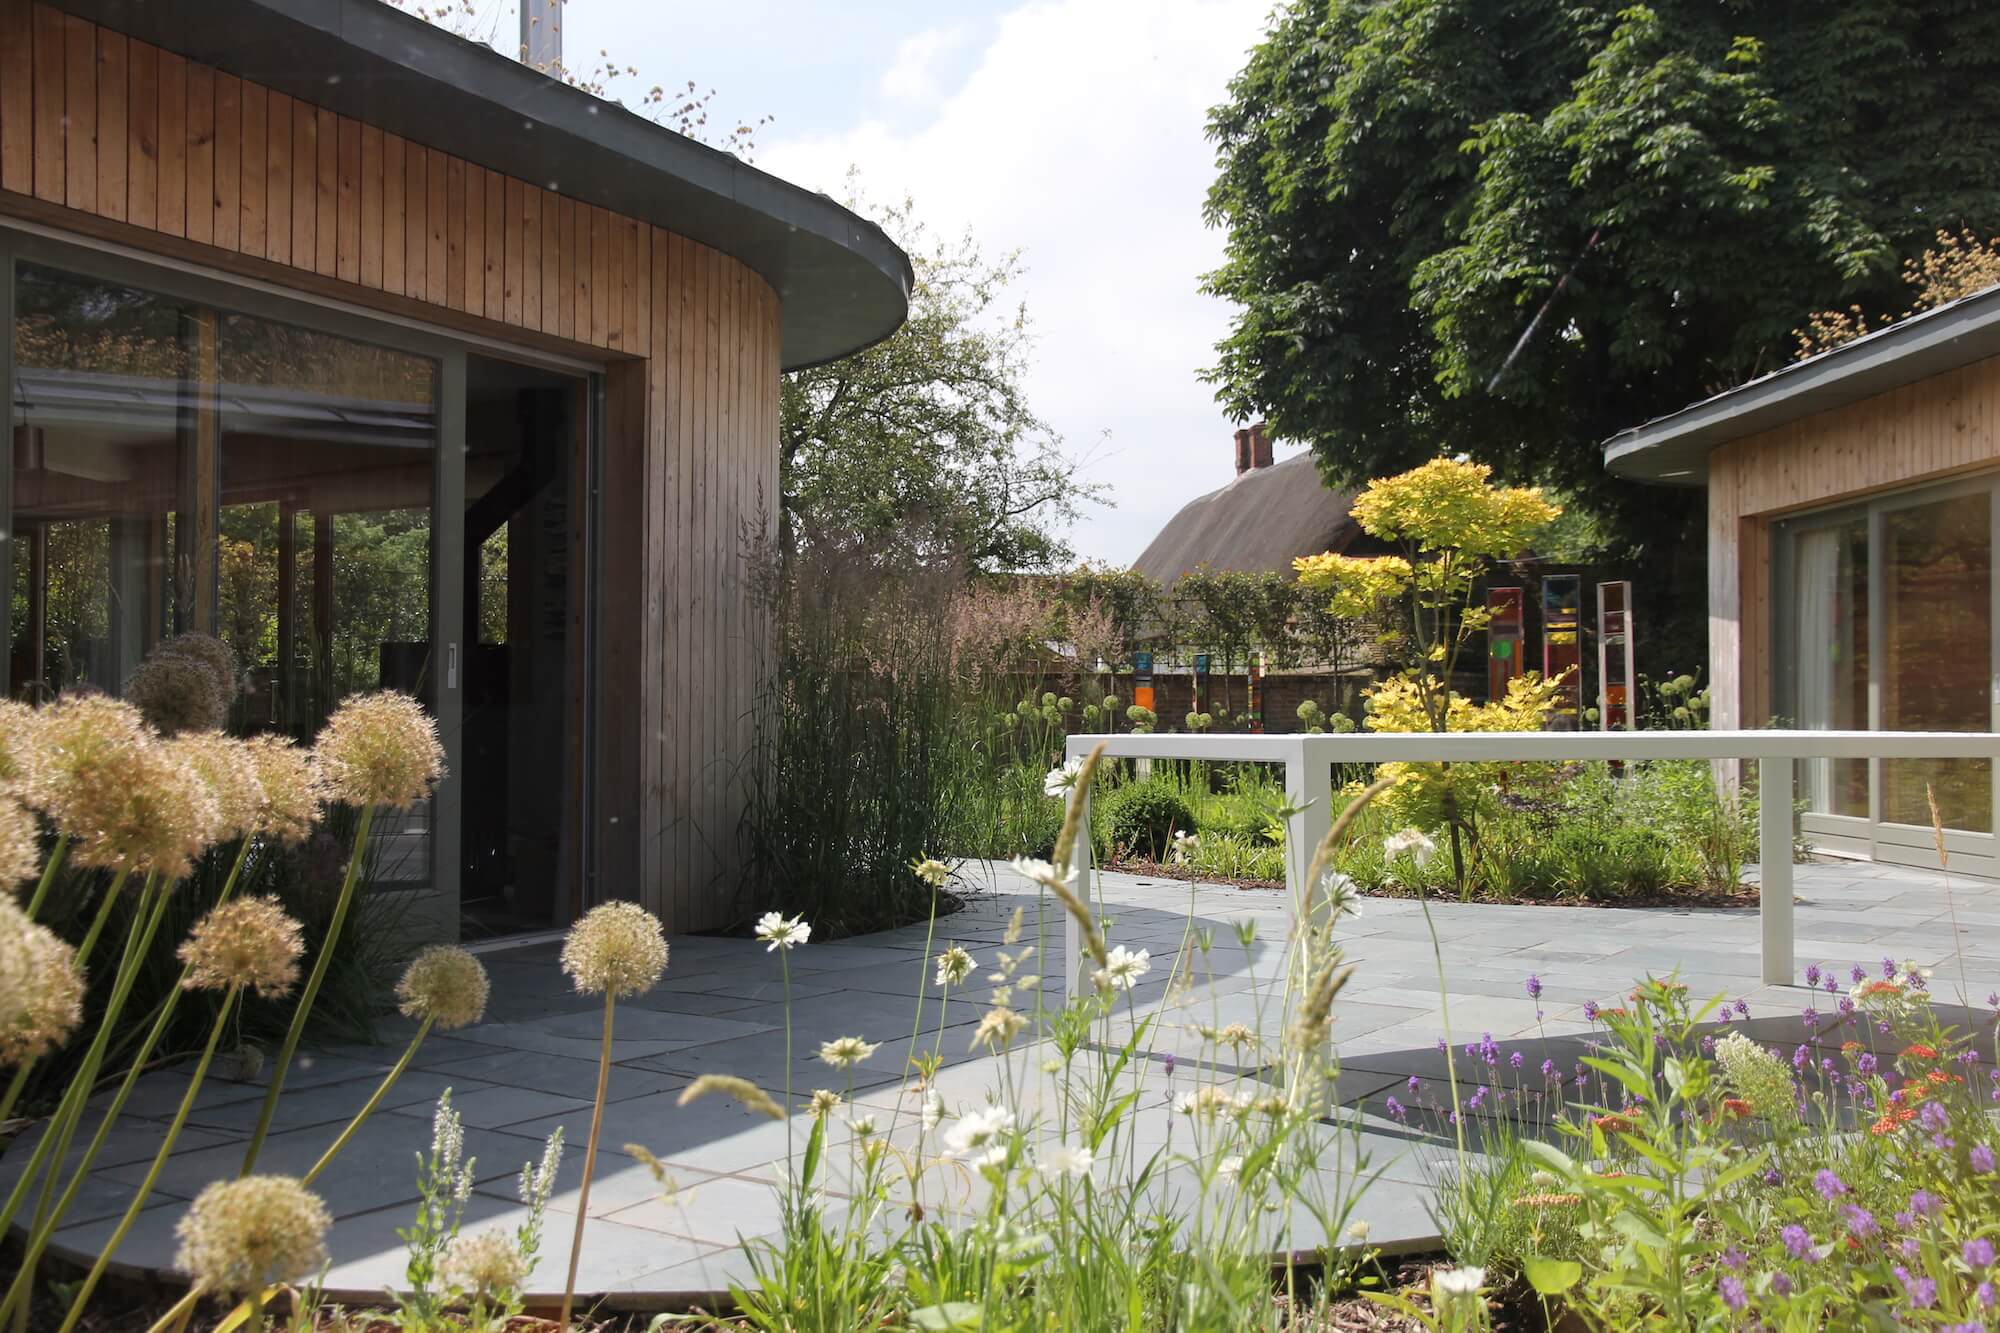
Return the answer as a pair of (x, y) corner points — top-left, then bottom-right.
(1776, 476), (1998, 872)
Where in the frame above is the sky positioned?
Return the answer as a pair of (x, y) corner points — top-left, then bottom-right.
(489, 0), (1285, 567)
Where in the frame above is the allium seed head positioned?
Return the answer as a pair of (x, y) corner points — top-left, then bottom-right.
(0, 895), (85, 1064)
(166, 732), (266, 843)
(174, 1175), (330, 1296)
(179, 897), (304, 997)
(560, 901), (668, 997)
(395, 945), (491, 1029)
(38, 694), (220, 879)
(313, 691), (445, 810)
(441, 1228), (531, 1300)
(243, 735), (325, 845)
(158, 633), (241, 711)
(124, 649), (228, 736)
(0, 798), (39, 891)
(0, 701), (44, 798)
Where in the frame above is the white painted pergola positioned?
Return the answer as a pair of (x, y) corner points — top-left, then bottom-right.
(1060, 730), (2000, 992)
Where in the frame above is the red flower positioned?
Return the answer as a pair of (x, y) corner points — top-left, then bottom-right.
(1719, 1098), (1753, 1120)
(1902, 1043), (1940, 1061)
(1592, 1113), (1637, 1135)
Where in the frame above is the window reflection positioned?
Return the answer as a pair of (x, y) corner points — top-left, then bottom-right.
(11, 261), (439, 889)
(1791, 517), (1869, 816)
(1882, 491), (1992, 831)
(10, 265), (190, 696)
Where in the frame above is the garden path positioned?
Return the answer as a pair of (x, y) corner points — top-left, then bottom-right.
(10, 858), (1999, 1315)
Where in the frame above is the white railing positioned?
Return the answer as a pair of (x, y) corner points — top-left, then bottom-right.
(1059, 729), (2000, 992)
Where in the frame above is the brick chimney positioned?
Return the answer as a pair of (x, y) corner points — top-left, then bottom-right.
(1250, 420), (1272, 470)
(1233, 426), (1253, 475)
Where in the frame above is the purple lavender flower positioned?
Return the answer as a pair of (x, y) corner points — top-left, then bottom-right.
(1858, 1053), (1877, 1075)
(1851, 964), (1868, 984)
(1895, 1266), (1937, 1309)
(1722, 1248), (1748, 1270)
(1900, 1238), (1922, 1260)
(1735, 998), (1751, 1018)
(1385, 1095), (1406, 1123)
(1842, 1205), (1878, 1238)
(1909, 1189), (1941, 1218)
(1801, 1007), (1819, 1032)
(1794, 1044), (1811, 1070)
(1701, 1036), (1716, 1055)
(1163, 1052), (1176, 1077)
(1814, 1169), (1848, 1199)
(1510, 1050), (1524, 1070)
(1806, 964), (1821, 986)
(1541, 1058), (1557, 1081)
(1762, 1166), (1782, 1187)
(1988, 991), (1999, 1009)
(1583, 1000), (1599, 1021)
(1967, 1238), (1997, 1269)
(1781, 1225), (1812, 1260)
(1824, 976), (1840, 994)
(1435, 1037), (1448, 1054)
(1718, 1274), (1747, 1312)
(1467, 1085), (1488, 1112)
(1838, 997), (1855, 1015)
(1770, 1272), (1793, 1297)
(1895, 1211), (1915, 1230)
(1920, 1101), (1949, 1132)
(1479, 1032), (1499, 1066)
(1979, 1281), (1997, 1309)
(1408, 1074), (1420, 1095)
(1525, 973), (1542, 1000)
(1972, 1142), (1997, 1173)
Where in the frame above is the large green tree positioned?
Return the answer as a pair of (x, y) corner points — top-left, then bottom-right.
(1203, 0), (2000, 533)
(780, 195), (1099, 573)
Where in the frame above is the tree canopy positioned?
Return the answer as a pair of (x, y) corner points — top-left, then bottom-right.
(1202, 0), (2000, 531)
(779, 193), (1098, 573)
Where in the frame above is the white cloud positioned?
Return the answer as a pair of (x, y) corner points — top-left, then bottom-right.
(762, 0), (1273, 567)
(879, 24), (972, 103)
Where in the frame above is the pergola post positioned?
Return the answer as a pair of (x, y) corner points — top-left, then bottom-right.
(1758, 755), (1795, 985)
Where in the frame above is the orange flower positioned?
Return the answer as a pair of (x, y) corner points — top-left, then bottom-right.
(1596, 1007), (1631, 1021)
(1592, 1113), (1637, 1135)
(1841, 1041), (1864, 1053)
(1871, 1115), (1899, 1136)
(1719, 1098), (1753, 1120)
(1902, 1043), (1939, 1061)
(1927, 1070), (1961, 1087)
(1858, 980), (1904, 999)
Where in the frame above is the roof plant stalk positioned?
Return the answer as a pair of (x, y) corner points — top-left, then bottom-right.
(1294, 458), (1562, 897)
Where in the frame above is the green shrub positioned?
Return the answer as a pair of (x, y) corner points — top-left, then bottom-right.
(1102, 779), (1194, 860)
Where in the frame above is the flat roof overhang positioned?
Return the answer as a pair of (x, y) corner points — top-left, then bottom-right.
(1602, 284), (2000, 486)
(55, 0), (913, 371)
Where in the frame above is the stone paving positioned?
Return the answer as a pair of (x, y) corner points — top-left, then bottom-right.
(9, 857), (2000, 1311)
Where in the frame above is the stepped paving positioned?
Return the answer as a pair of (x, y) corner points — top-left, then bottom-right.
(6, 858), (1997, 1310)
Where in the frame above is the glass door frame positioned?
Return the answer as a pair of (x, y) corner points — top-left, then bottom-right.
(0, 221), (606, 933)
(1772, 470), (2000, 873)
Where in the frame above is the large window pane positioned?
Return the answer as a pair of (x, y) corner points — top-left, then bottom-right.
(11, 265), (193, 697)
(216, 310), (437, 887)
(1882, 491), (1991, 831)
(1791, 518), (1870, 816)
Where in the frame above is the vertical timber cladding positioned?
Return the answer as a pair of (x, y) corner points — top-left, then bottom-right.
(0, 0), (784, 930)
(1705, 354), (1999, 732)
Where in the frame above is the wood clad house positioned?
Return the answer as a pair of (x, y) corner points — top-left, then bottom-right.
(1605, 285), (2000, 876)
(0, 0), (913, 936)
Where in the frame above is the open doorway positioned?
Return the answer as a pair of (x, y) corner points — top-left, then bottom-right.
(460, 355), (588, 939)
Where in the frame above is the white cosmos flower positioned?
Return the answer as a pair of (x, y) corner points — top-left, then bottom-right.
(1097, 945), (1151, 992)
(845, 1114), (878, 1139)
(1036, 1143), (1094, 1180)
(942, 1104), (1015, 1162)
(754, 912), (811, 952)
(934, 945), (976, 988)
(1383, 827), (1437, 867)
(1430, 1266), (1486, 1315)
(818, 1036), (878, 1069)
(920, 1090), (946, 1132)
(1043, 757), (1085, 798)
(1009, 855), (1075, 891)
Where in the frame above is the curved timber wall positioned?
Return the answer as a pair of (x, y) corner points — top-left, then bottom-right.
(0, 0), (781, 931)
